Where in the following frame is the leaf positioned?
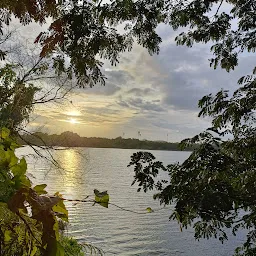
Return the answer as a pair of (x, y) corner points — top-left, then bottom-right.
(33, 184), (47, 195)
(10, 140), (20, 150)
(52, 200), (68, 221)
(30, 246), (38, 256)
(53, 219), (60, 240)
(4, 230), (11, 243)
(12, 174), (31, 189)
(19, 158), (27, 173)
(11, 157), (27, 176)
(6, 149), (18, 167)
(47, 239), (65, 256)
(0, 127), (10, 139)
(94, 189), (109, 208)
(56, 241), (65, 256)
(146, 207), (154, 213)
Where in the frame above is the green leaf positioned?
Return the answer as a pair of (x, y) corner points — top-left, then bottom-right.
(11, 157), (27, 177)
(10, 140), (20, 150)
(52, 200), (68, 222)
(4, 230), (11, 243)
(56, 241), (65, 256)
(19, 158), (27, 173)
(94, 189), (109, 208)
(30, 246), (38, 256)
(12, 174), (31, 189)
(0, 128), (10, 139)
(146, 207), (154, 213)
(53, 219), (60, 240)
(7, 150), (18, 167)
(47, 240), (65, 256)
(33, 184), (47, 195)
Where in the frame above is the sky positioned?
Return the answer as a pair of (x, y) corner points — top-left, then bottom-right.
(11, 18), (255, 142)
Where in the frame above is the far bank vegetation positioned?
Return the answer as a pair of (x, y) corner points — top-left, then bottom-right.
(20, 131), (196, 151)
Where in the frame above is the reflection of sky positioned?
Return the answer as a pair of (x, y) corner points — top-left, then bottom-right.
(11, 18), (255, 142)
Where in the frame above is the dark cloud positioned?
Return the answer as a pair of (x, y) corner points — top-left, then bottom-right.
(72, 69), (135, 96)
(104, 70), (134, 85)
(140, 42), (256, 111)
(83, 83), (121, 96)
(126, 87), (154, 96)
(118, 97), (165, 112)
(117, 100), (130, 108)
(81, 69), (136, 96)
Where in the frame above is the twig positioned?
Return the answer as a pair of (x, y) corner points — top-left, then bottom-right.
(62, 198), (167, 215)
(215, 0), (224, 17)
(16, 211), (43, 247)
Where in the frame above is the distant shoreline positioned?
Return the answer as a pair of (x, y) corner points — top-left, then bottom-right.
(30, 145), (193, 152)
(19, 131), (196, 152)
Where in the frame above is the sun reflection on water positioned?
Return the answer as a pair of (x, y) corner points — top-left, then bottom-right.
(60, 149), (82, 196)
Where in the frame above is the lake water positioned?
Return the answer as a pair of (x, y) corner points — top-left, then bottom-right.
(17, 147), (245, 255)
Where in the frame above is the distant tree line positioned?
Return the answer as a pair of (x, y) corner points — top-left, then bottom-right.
(19, 131), (196, 151)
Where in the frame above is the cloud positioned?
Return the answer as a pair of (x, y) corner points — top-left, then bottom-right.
(19, 21), (254, 141)
(117, 97), (165, 112)
(126, 87), (154, 96)
(81, 83), (121, 96)
(104, 70), (134, 85)
(128, 98), (165, 112)
(124, 35), (255, 113)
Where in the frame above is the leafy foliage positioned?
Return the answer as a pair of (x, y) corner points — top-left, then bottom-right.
(130, 73), (256, 255)
(0, 128), (69, 255)
(0, 64), (39, 131)
(60, 236), (104, 256)
(0, 0), (255, 255)
(0, 127), (109, 255)
(0, 0), (58, 36)
(39, 0), (256, 76)
(2, 0), (255, 86)
(171, 0), (256, 71)
(59, 236), (86, 256)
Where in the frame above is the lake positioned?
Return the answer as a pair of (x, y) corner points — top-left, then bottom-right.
(17, 147), (245, 255)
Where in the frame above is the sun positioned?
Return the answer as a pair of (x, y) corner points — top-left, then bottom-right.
(68, 118), (78, 124)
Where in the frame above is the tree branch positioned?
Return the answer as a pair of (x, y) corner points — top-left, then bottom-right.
(62, 198), (166, 215)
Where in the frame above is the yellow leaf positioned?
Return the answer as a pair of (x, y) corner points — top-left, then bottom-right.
(0, 128), (10, 139)
(4, 230), (11, 243)
(146, 207), (154, 213)
(94, 189), (109, 208)
(33, 184), (47, 195)
(30, 246), (38, 256)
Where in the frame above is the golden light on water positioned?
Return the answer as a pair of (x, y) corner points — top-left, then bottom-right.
(61, 150), (81, 195)
(62, 150), (79, 174)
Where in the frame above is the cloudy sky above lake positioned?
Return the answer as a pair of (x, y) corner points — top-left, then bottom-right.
(15, 21), (255, 142)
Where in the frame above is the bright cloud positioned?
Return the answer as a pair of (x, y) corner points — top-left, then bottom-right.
(14, 22), (254, 142)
